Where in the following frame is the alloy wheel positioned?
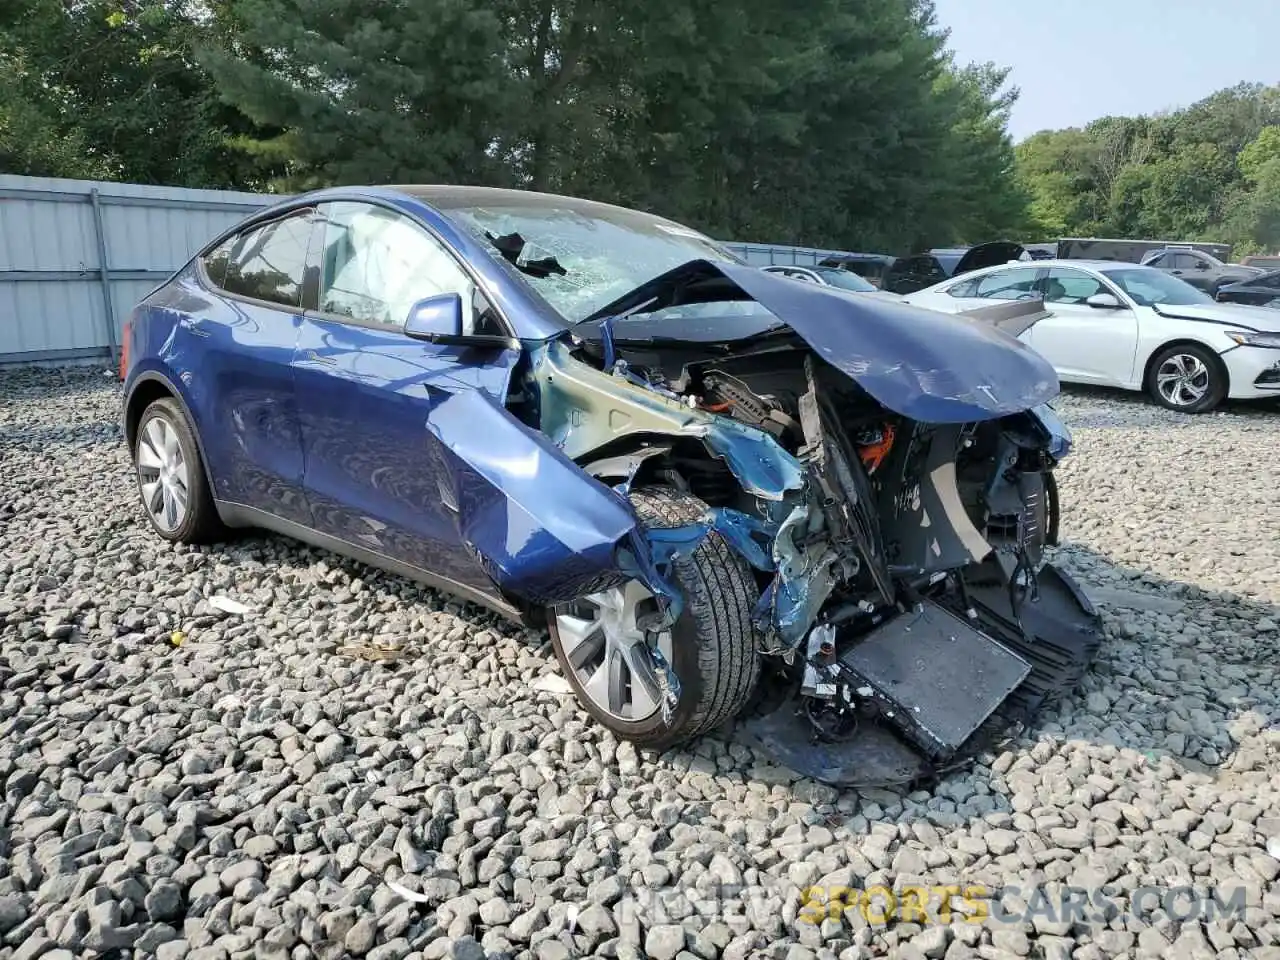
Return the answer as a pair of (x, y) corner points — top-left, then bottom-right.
(136, 415), (190, 532)
(555, 580), (674, 722)
(1155, 353), (1210, 408)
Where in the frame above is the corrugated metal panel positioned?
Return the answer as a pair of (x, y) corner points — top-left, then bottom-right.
(720, 241), (868, 267)
(0, 175), (283, 363)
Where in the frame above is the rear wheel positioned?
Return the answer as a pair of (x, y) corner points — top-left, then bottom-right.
(548, 486), (760, 750)
(1146, 344), (1227, 413)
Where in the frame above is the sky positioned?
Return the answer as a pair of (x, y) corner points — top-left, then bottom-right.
(932, 0), (1280, 142)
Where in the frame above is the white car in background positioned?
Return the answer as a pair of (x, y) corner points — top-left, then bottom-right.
(902, 259), (1280, 413)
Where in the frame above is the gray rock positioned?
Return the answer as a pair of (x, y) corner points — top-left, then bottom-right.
(145, 879), (184, 922)
(645, 924), (686, 960)
(0, 894), (28, 934)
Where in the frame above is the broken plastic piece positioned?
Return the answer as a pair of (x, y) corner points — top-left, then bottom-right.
(208, 596), (252, 615)
(385, 880), (435, 904)
(802, 623), (838, 698)
(531, 674), (574, 694)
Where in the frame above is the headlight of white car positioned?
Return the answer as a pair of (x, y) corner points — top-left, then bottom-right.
(1225, 330), (1280, 349)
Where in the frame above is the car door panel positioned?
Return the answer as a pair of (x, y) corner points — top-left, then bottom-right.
(173, 210), (316, 526)
(294, 317), (520, 595)
(298, 202), (624, 609)
(1032, 269), (1140, 386)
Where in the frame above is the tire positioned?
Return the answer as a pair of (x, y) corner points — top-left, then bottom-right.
(132, 397), (226, 543)
(548, 485), (760, 750)
(1145, 343), (1227, 413)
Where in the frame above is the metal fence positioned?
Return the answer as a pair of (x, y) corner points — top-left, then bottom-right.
(0, 175), (280, 365)
(720, 241), (865, 267)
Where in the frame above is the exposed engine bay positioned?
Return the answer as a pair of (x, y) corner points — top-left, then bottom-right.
(515, 260), (1103, 787)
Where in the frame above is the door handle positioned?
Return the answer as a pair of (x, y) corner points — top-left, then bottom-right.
(304, 349), (337, 366)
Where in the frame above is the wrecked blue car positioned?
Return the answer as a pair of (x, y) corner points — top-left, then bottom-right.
(121, 185), (1102, 785)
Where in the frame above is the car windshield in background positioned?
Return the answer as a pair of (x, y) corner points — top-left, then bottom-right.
(437, 201), (735, 323)
(1098, 267), (1216, 306)
(814, 266), (877, 292)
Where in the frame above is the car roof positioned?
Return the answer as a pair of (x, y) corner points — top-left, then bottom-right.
(955, 258), (1154, 274)
(822, 253), (896, 264)
(388, 183), (711, 234)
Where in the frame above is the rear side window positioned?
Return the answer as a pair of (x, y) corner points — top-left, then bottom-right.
(974, 267), (1041, 300)
(205, 211), (314, 308)
(202, 238), (233, 288)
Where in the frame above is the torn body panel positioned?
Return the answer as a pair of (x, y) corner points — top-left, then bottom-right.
(423, 388), (682, 609)
(583, 259), (1061, 423)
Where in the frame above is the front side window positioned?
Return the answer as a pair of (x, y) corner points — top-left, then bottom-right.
(317, 202), (498, 332)
(1041, 268), (1108, 304)
(209, 211), (313, 307)
(1171, 253), (1199, 270)
(973, 267), (1042, 300)
(1098, 267), (1214, 306)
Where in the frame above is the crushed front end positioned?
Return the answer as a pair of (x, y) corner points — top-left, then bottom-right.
(518, 262), (1103, 786)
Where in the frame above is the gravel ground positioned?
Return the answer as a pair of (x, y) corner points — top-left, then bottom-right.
(1, 367), (1279, 960)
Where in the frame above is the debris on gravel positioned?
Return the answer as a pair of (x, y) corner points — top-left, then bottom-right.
(1, 368), (1278, 960)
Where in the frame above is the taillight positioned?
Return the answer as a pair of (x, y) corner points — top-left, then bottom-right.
(119, 321), (131, 381)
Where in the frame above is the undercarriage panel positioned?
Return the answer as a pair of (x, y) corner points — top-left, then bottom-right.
(740, 562), (1103, 787)
(837, 600), (1031, 758)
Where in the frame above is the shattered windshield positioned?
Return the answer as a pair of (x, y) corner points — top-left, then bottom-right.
(1099, 267), (1215, 307)
(437, 200), (740, 323)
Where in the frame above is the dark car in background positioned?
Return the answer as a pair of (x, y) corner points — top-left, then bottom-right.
(819, 252), (948, 293)
(1241, 255), (1280, 272)
(1216, 270), (1280, 308)
(1140, 248), (1263, 295)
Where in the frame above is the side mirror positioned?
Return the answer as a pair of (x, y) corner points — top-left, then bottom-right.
(1195, 260), (1210, 270)
(405, 293), (463, 340)
(1085, 293), (1122, 309)
(404, 293), (518, 350)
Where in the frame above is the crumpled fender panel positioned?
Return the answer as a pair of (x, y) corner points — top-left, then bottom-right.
(586, 259), (1061, 424)
(425, 389), (678, 607)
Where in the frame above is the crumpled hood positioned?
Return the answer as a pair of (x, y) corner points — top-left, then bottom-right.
(585, 259), (1060, 424)
(1152, 302), (1280, 332)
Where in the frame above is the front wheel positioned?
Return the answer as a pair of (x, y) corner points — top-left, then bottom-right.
(548, 486), (760, 751)
(1146, 344), (1227, 413)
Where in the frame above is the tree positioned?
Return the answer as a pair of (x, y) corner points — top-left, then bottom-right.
(201, 0), (1031, 252)
(1015, 82), (1280, 253)
(0, 0), (277, 186)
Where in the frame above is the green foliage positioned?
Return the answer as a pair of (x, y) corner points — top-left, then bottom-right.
(1, 0), (1032, 252)
(1016, 82), (1280, 255)
(0, 0), (279, 187)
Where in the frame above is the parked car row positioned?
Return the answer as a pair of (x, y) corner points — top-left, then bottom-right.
(760, 239), (1280, 414)
(758, 250), (1280, 414)
(899, 259), (1280, 413)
